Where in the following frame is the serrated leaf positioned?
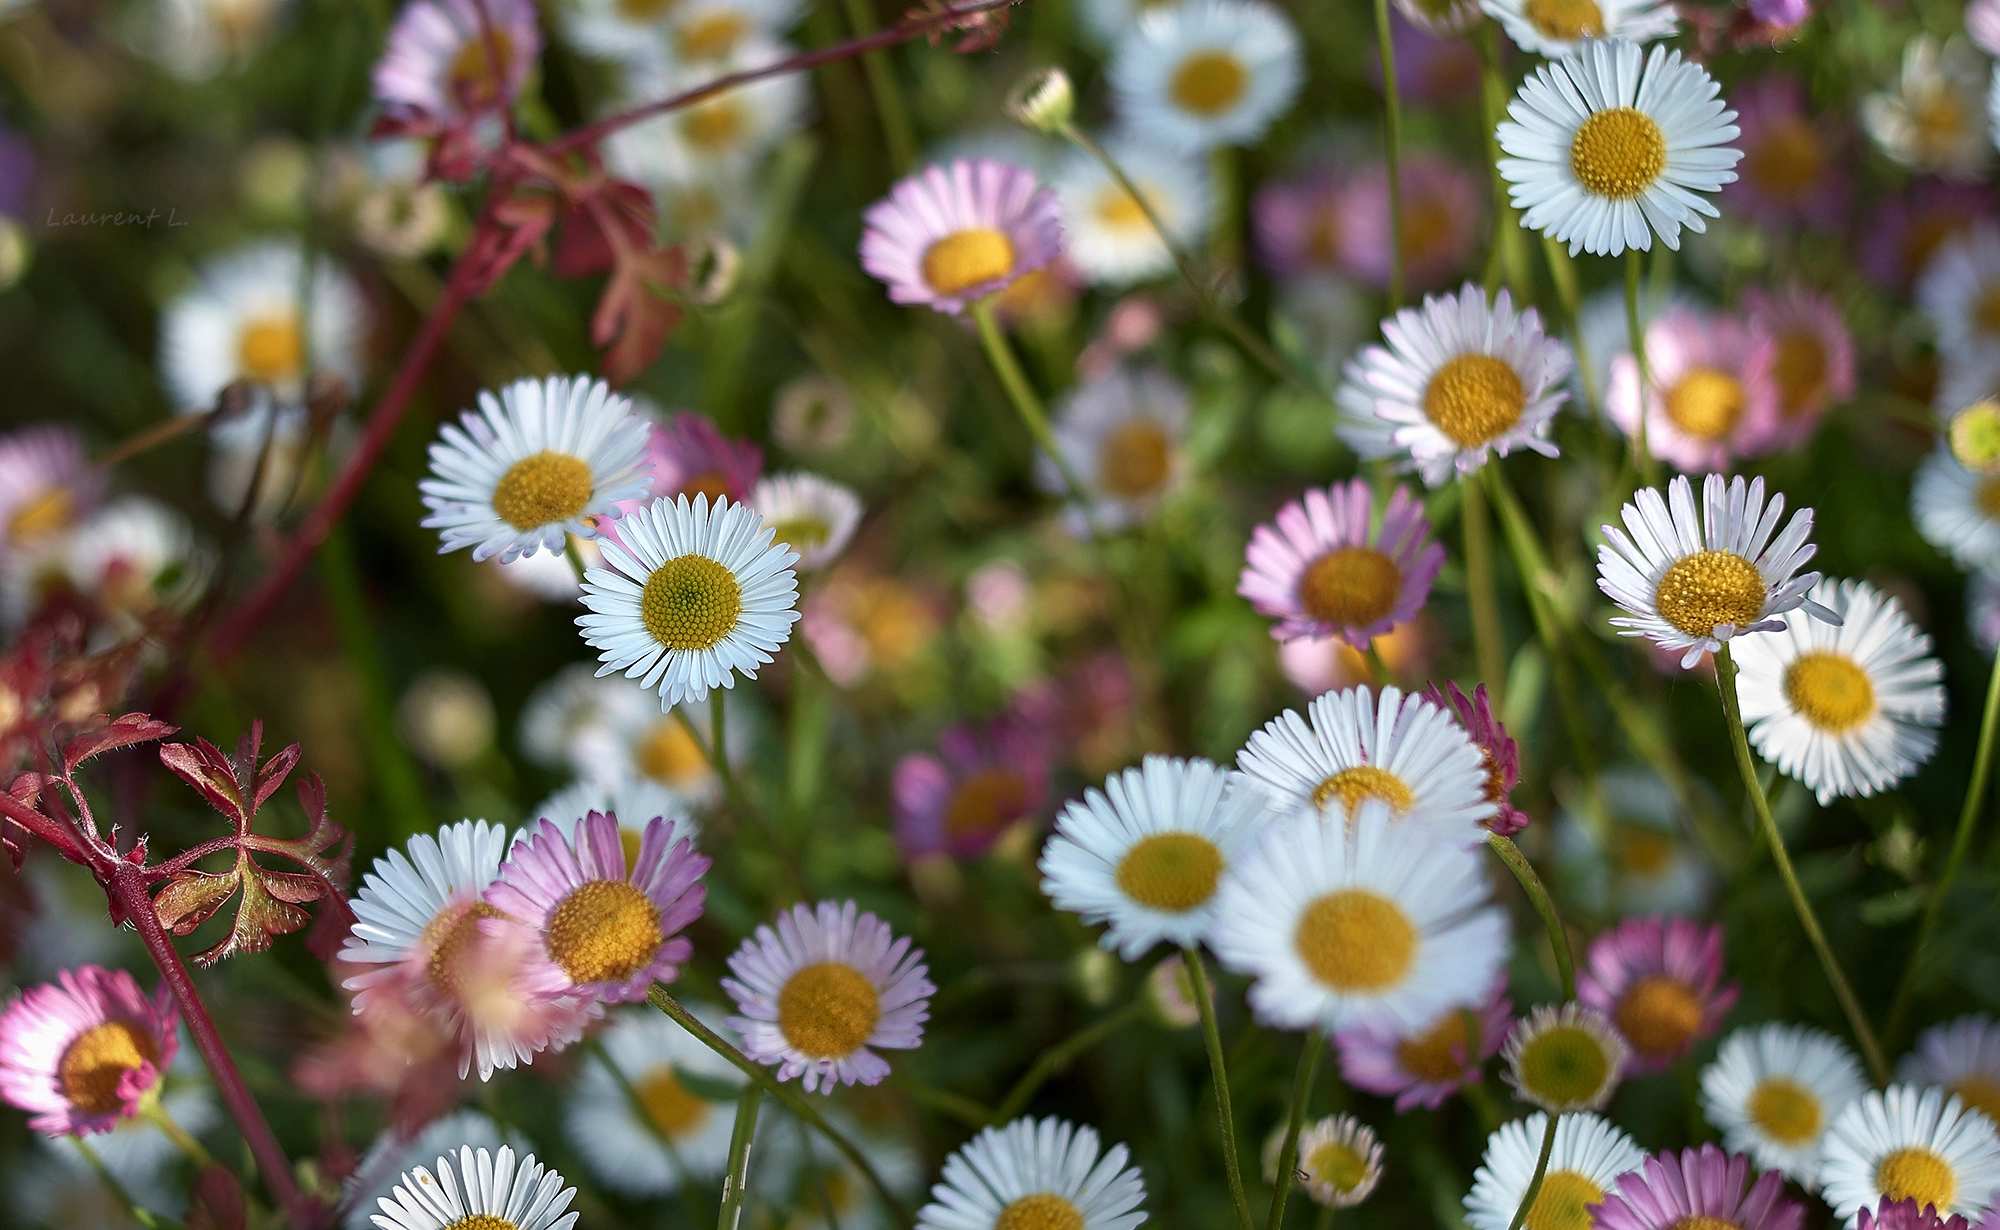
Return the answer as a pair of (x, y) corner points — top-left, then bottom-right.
(62, 713), (177, 773)
(159, 741), (247, 826)
(154, 871), (243, 935)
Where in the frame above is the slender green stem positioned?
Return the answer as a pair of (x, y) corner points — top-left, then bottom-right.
(1713, 645), (1889, 1084)
(1266, 1030), (1325, 1230)
(144, 1100), (216, 1168)
(1183, 948), (1253, 1230)
(970, 298), (1097, 521)
(1463, 472), (1507, 706)
(1485, 834), (1575, 999)
(1625, 249), (1657, 487)
(711, 690), (731, 792)
(564, 536), (589, 584)
(1474, 22), (1530, 299)
(1316, 1205), (1336, 1230)
(718, 1084), (764, 1230)
(1887, 647), (2000, 1046)
(991, 999), (1151, 1124)
(837, 0), (915, 173)
(1371, 0), (1405, 309)
(1503, 1114), (1561, 1230)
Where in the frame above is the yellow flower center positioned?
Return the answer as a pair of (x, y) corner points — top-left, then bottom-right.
(1096, 185), (1155, 232)
(444, 1217), (517, 1230)
(1569, 107), (1668, 201)
(546, 880), (661, 985)
(1306, 1140), (1370, 1195)
(1978, 476), (2000, 520)
(1783, 651), (1876, 733)
(237, 313), (303, 383)
(620, 0), (679, 17)
(1524, 0), (1603, 38)
(943, 768), (1030, 839)
(1611, 824), (1674, 875)
(1772, 330), (1828, 419)
(677, 10), (749, 58)
(636, 1066), (711, 1139)
(635, 717), (711, 787)
(1397, 1008), (1476, 1081)
(1310, 765), (1415, 815)
(1951, 1076), (2000, 1126)
(490, 450), (594, 530)
(1913, 94), (1969, 157)
(1098, 421), (1173, 498)
(1297, 546), (1402, 629)
(423, 900), (506, 995)
(1169, 50), (1249, 117)
(9, 486), (74, 542)
(1425, 354), (1527, 447)
(1114, 832), (1224, 912)
(769, 516), (833, 553)
(1294, 889), (1417, 992)
(59, 1020), (157, 1115)
(447, 29), (514, 108)
(1525, 1171), (1604, 1230)
(1613, 974), (1705, 1059)
(1401, 193), (1455, 265)
(1746, 1076), (1823, 1146)
(1744, 118), (1824, 196)
(640, 554), (744, 651)
(1664, 368), (1746, 441)
(679, 99), (746, 152)
(994, 1193), (1085, 1230)
(1670, 1217), (1741, 1230)
(921, 228), (1017, 297)
(1652, 550), (1766, 638)
(777, 961), (880, 1058)
(1516, 1024), (1612, 1107)
(1876, 1146), (1956, 1212)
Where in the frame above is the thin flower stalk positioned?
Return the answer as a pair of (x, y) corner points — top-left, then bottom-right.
(1266, 1029), (1326, 1230)
(718, 1084), (764, 1230)
(1464, 474), (1507, 710)
(1624, 250), (1657, 486)
(990, 999), (1153, 1125)
(1184, 947), (1254, 1230)
(1372, 0), (1405, 309)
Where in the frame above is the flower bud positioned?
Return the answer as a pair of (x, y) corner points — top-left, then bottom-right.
(1950, 399), (2000, 473)
(1006, 67), (1075, 134)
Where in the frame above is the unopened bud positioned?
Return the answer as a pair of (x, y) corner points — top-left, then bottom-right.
(1951, 399), (2000, 473)
(1006, 67), (1074, 134)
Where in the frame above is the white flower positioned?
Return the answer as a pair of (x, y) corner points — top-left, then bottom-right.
(603, 40), (809, 187)
(564, 0), (803, 65)
(1337, 283), (1571, 486)
(1107, 0), (1302, 151)
(914, 1116), (1148, 1230)
(1918, 224), (2000, 371)
(368, 1145), (579, 1230)
(1480, 0), (1675, 59)
(1076, 0), (1187, 45)
(1900, 1014), (2000, 1132)
(1464, 1112), (1645, 1230)
(158, 239), (364, 411)
(577, 494), (802, 709)
(1274, 1115), (1385, 1209)
(1053, 138), (1212, 286)
(345, 1112), (520, 1230)
(1595, 472), (1836, 669)
(1863, 36), (1992, 179)
(1039, 755), (1270, 960)
(420, 375), (654, 563)
(1731, 578), (1946, 805)
(564, 1006), (746, 1198)
(57, 496), (213, 629)
(1496, 39), (1741, 257)
(1039, 365), (1192, 531)
(1553, 767), (1713, 919)
(1699, 1023), (1868, 1187)
(137, 0), (292, 80)
(1818, 1085), (2000, 1225)
(532, 775), (699, 850)
(1914, 445), (2000, 574)
(748, 471), (863, 570)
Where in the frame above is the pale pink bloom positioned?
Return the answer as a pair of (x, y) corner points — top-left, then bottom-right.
(1238, 478), (1444, 646)
(1336, 978), (1509, 1110)
(372, 0), (540, 129)
(1577, 915), (1738, 1074)
(0, 424), (103, 551)
(1337, 155), (1483, 294)
(0, 965), (177, 1136)
(1724, 75), (1846, 230)
(860, 160), (1063, 316)
(1740, 283), (1856, 450)
(1607, 305), (1780, 472)
(1595, 1144), (1803, 1230)
(893, 716), (1050, 859)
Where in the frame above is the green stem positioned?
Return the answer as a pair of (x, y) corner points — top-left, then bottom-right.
(1371, 0), (1405, 309)
(1485, 834), (1575, 999)
(564, 536), (589, 584)
(1463, 472), (1507, 707)
(1183, 948), (1253, 1230)
(73, 1137), (169, 1230)
(144, 1100), (216, 1168)
(1316, 1205), (1335, 1230)
(1474, 22), (1530, 299)
(837, 0), (915, 174)
(1625, 248), (1657, 487)
(1887, 646), (2000, 1047)
(969, 297), (1096, 519)
(1503, 1114), (1561, 1230)
(1265, 1030), (1325, 1230)
(990, 999), (1151, 1125)
(717, 1084), (764, 1230)
(1713, 645), (1889, 1084)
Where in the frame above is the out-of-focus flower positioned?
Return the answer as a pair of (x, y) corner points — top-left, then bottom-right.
(159, 239), (365, 412)
(372, 0), (541, 133)
(1861, 180), (1995, 289)
(1913, 446), (2000, 573)
(1040, 365), (1190, 532)
(1145, 953), (1210, 1027)
(533, 776), (698, 861)
(354, 139), (453, 258)
(1108, 0), (1303, 152)
(488, 545), (585, 602)
(1006, 66), (1076, 134)
(1465, 1112), (1645, 1230)
(1262, 1115), (1385, 1208)
(1863, 1202), (1976, 1230)
(1595, 1145), (1804, 1230)
(141, 0), (294, 81)
(1253, 168), (1347, 284)
(1819, 1085), (2000, 1225)
(1238, 480), (1445, 647)
(604, 41), (808, 190)
(771, 374), (855, 455)
(1338, 155), (1484, 292)
(859, 159), (1063, 317)
(1336, 977), (1510, 1110)
(1054, 138), (1211, 287)
(1423, 682), (1528, 836)
(1373, 12), (1479, 104)
(1919, 224), (2000, 373)
(1899, 1014), (2000, 1128)
(1075, 0), (1187, 45)
(57, 496), (213, 632)
(1607, 305), (1778, 473)
(342, 1111), (519, 1230)
(749, 472), (862, 570)
(913, 1117), (1146, 1230)
(1725, 75), (1845, 230)
(1700, 1022), (1868, 1187)
(804, 572), (941, 688)
(0, 966), (177, 1136)
(1556, 767), (1714, 917)
(396, 668), (495, 769)
(1276, 618), (1432, 695)
(1578, 914), (1737, 1073)
(894, 715), (1049, 859)
(1502, 1002), (1630, 1112)
(965, 559), (1032, 632)
(1482, 0), (1675, 58)
(1863, 37), (1991, 180)
(564, 1006), (745, 1197)
(1393, 0), (1482, 35)
(639, 411), (765, 508)
(370, 1144), (580, 1230)
(0, 424), (102, 553)
(1740, 284), (1854, 447)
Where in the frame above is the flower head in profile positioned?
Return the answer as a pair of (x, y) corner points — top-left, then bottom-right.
(1239, 479), (1445, 647)
(1700, 1022), (1868, 1186)
(1607, 306), (1779, 474)
(1577, 915), (1736, 1074)
(1594, 1144), (1804, 1230)
(1107, 0), (1303, 151)
(1818, 1085), (2000, 1225)
(1336, 977), (1511, 1111)
(914, 1116), (1147, 1230)
(1422, 682), (1528, 836)
(369, 1144), (579, 1230)
(373, 0), (541, 131)
(860, 159), (1063, 316)
(1502, 1002), (1630, 1113)
(893, 715), (1050, 859)
(1465, 1112), (1645, 1230)
(0, 966), (178, 1137)
(748, 472), (862, 570)
(1862, 36), (1991, 180)
(1263, 1115), (1385, 1208)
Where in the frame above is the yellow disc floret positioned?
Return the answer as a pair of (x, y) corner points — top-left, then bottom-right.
(1115, 832), (1225, 912)
(1613, 975), (1704, 1059)
(1784, 651), (1876, 733)
(546, 880), (662, 985)
(1311, 765), (1415, 816)
(1652, 550), (1767, 638)
(1524, 0), (1604, 39)
(922, 228), (1017, 297)
(641, 554), (745, 651)
(1524, 1170), (1604, 1230)
(1425, 354), (1528, 447)
(1876, 1146), (1956, 1212)
(1298, 547), (1402, 629)
(1569, 107), (1668, 201)
(491, 450), (594, 530)
(994, 1193), (1085, 1230)
(58, 1021), (157, 1115)
(1746, 1076), (1822, 1146)
(1098, 422), (1173, 498)
(777, 962), (881, 1059)
(1664, 368), (1747, 442)
(1169, 50), (1249, 117)
(1294, 889), (1417, 992)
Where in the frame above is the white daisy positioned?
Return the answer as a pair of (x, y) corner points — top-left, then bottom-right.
(1337, 283), (1572, 487)
(1107, 0), (1302, 151)
(369, 1145), (579, 1230)
(489, 545), (586, 603)
(1209, 802), (1509, 1033)
(1053, 138), (1212, 287)
(1553, 767), (1714, 919)
(1901, 1015), (2000, 1132)
(1918, 224), (2000, 370)
(1914, 445), (2000, 574)
(1971, 568), (2000, 655)
(158, 239), (364, 411)
(420, 374), (654, 564)
(1496, 39), (1741, 257)
(1863, 36), (1992, 180)
(519, 665), (741, 805)
(138, 0), (293, 81)
(1731, 578), (1947, 805)
(914, 1116), (1147, 1230)
(564, 1005), (746, 1198)
(1264, 1115), (1385, 1208)
(1393, 0), (1484, 36)
(1039, 365), (1191, 532)
(1480, 0), (1676, 60)
(748, 471), (863, 570)
(59, 496), (214, 628)
(533, 775), (699, 853)
(1464, 1112), (1646, 1230)
(1076, 0), (1187, 45)
(1039, 755), (1270, 960)
(1595, 472), (1836, 670)
(345, 1111), (520, 1230)
(1699, 1023), (1869, 1187)
(565, 0), (802, 65)
(663, 0), (804, 61)
(518, 662), (650, 770)
(1819, 1085), (2000, 1225)
(1235, 685), (1499, 841)
(603, 41), (810, 188)
(1500, 1002), (1631, 1113)
(577, 493), (802, 709)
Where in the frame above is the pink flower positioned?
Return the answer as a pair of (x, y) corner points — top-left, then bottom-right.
(1371, 11), (1480, 106)
(0, 965), (178, 1136)
(0, 425), (103, 552)
(893, 716), (1050, 859)
(1607, 305), (1780, 473)
(1595, 1145), (1803, 1230)
(1724, 75), (1846, 230)
(1238, 478), (1444, 646)
(1252, 170), (1346, 282)
(1971, 0), (2000, 56)
(1740, 283), (1856, 449)
(1337, 155), (1483, 294)
(860, 160), (1063, 316)
(1863, 1199), (1974, 1230)
(1336, 978), (1510, 1110)
(639, 411), (764, 507)
(372, 0), (540, 131)
(1422, 681), (1528, 836)
(1578, 916), (1738, 1074)
(1860, 180), (1997, 289)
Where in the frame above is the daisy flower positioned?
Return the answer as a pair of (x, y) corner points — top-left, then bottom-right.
(1862, 37), (1991, 180)
(1253, 169), (1348, 283)
(158, 239), (365, 411)
(61, 496), (214, 627)
(893, 716), (1050, 859)
(1596, 473), (1835, 669)
(372, 0), (541, 130)
(1820, 1085), (2000, 1225)
(1740, 284), (1855, 447)
(1234, 684), (1497, 839)
(1595, 1144), (1804, 1230)
(1422, 682), (1529, 836)
(1914, 446), (2000, 574)
(517, 663), (650, 771)
(761, 1105), (925, 1230)
(1337, 156), (1485, 294)
(1209, 802), (1510, 1033)
(0, 966), (178, 1137)
(1606, 306), (1779, 474)
(1901, 1015), (2000, 1131)
(533, 776), (698, 859)
(722, 900), (934, 1092)
(1262, 1115), (1384, 1208)
(634, 410), (766, 508)
(563, 1005), (746, 1197)
(1731, 578), (1946, 805)
(1238, 480), (1446, 647)
(1496, 39), (1741, 257)
(0, 424), (102, 552)
(603, 43), (809, 188)
(1394, 0), (1484, 40)
(1465, 1112), (1646, 1230)
(1555, 768), (1714, 918)
(1502, 1002), (1631, 1113)
(1863, 180), (1997, 290)
(1577, 914), (1737, 1073)
(1075, 0), (1184, 45)
(1108, 0), (1303, 151)
(345, 1111), (521, 1230)
(1335, 977), (1511, 1111)
(858, 159), (1063, 316)
(1039, 365), (1191, 532)
(486, 812), (711, 1005)
(1038, 754), (1269, 959)
(1724, 75), (1846, 230)
(577, 493), (801, 709)
(1337, 283), (1570, 485)
(1481, 0), (1676, 59)
(1053, 138), (1213, 286)
(1918, 225), (2000, 371)
(914, 1116), (1147, 1230)
(1701, 1022), (1869, 1185)
(1864, 1203), (1977, 1230)
(748, 471), (863, 570)
(369, 1144), (579, 1230)
(664, 0), (805, 61)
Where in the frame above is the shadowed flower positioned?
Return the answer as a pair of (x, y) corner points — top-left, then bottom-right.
(1337, 156), (1484, 294)
(1422, 682), (1528, 836)
(640, 411), (766, 508)
(1740, 284), (1854, 448)
(1336, 976), (1510, 1110)
(1594, 1144), (1804, 1230)
(0, 966), (178, 1137)
(1607, 306), (1779, 474)
(1899, 1014), (2000, 1129)
(372, 0), (541, 130)
(1239, 479), (1445, 646)
(1862, 37), (1990, 180)
(894, 716), (1050, 859)
(1262, 1114), (1386, 1208)
(1861, 1201), (1974, 1230)
(1578, 915), (1737, 1073)
(1724, 75), (1845, 229)
(1466, 1111), (1645, 1230)
(1503, 1002), (1630, 1112)
(1860, 180), (1996, 289)
(860, 160), (1063, 316)
(0, 425), (102, 553)
(1253, 168), (1348, 283)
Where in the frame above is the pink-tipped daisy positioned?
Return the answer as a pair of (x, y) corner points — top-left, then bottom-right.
(0, 966), (178, 1137)
(372, 0), (541, 129)
(1724, 75), (1846, 231)
(486, 811), (711, 1005)
(859, 159), (1063, 316)
(722, 900), (935, 1092)
(1422, 682), (1529, 836)
(1607, 306), (1780, 474)
(1900, 1014), (2000, 1129)
(1336, 156), (1484, 295)
(1740, 284), (1856, 448)
(893, 715), (1051, 860)
(1335, 977), (1511, 1111)
(1253, 169), (1348, 283)
(1578, 915), (1738, 1074)
(638, 411), (765, 508)
(1861, 1201), (1974, 1230)
(0, 425), (103, 552)
(1238, 479), (1445, 646)
(1594, 1144), (1805, 1230)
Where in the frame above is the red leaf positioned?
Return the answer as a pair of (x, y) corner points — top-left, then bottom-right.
(252, 743), (301, 814)
(62, 713), (177, 772)
(593, 245), (688, 386)
(153, 870), (242, 936)
(160, 741), (248, 827)
(466, 192), (558, 295)
(553, 184), (655, 279)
